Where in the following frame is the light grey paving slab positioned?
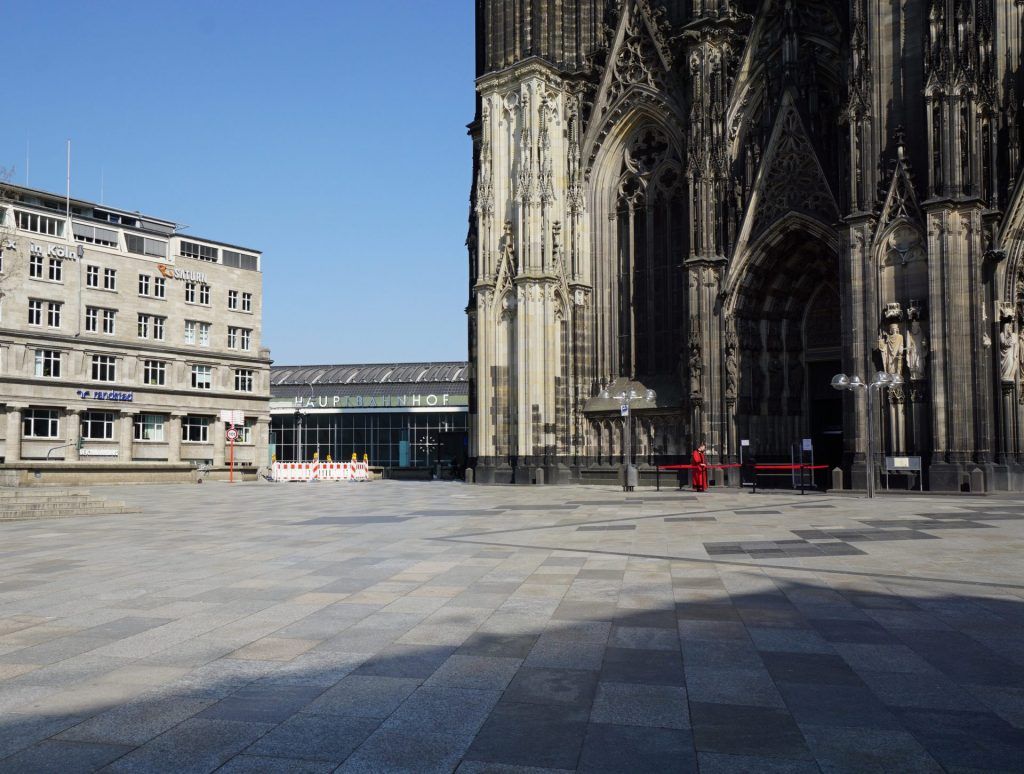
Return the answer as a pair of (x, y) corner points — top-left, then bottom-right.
(302, 674), (421, 718)
(55, 694), (215, 746)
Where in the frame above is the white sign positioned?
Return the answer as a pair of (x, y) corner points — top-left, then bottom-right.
(801, 438), (813, 451)
(80, 448), (119, 457)
(740, 439), (750, 447)
(620, 404), (630, 417)
(31, 242), (82, 261)
(226, 427), (238, 442)
(220, 410), (244, 425)
(157, 264), (208, 283)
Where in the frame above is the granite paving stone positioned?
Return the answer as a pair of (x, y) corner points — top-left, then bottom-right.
(0, 481), (1020, 771)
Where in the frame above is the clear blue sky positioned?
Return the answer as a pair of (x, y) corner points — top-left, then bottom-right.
(3, 1), (474, 365)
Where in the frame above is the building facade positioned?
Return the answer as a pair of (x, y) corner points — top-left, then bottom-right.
(270, 362), (468, 471)
(468, 0), (1024, 490)
(0, 183), (271, 480)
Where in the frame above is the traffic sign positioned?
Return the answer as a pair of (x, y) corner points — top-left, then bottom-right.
(620, 404), (630, 416)
(226, 427), (238, 441)
(220, 409), (244, 425)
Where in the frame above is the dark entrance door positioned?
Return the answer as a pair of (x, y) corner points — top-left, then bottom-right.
(807, 360), (843, 488)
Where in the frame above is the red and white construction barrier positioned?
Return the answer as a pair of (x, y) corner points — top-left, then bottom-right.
(271, 462), (370, 482)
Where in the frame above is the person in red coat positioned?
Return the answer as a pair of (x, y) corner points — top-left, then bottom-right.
(691, 442), (708, 492)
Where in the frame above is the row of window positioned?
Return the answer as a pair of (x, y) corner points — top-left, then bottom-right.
(26, 300), (252, 349)
(20, 409), (254, 443)
(30, 349), (257, 392)
(31, 260), (253, 312)
(13, 210), (258, 271)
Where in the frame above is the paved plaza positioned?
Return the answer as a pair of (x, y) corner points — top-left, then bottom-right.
(0, 481), (1023, 772)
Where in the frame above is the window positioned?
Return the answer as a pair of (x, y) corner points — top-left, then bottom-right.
(137, 314), (150, 338)
(48, 258), (62, 282)
(28, 299), (42, 326)
(181, 415), (210, 442)
(125, 234), (167, 258)
(153, 276), (166, 298)
(185, 282), (196, 303)
(134, 414), (165, 442)
(238, 420), (254, 444)
(72, 222), (118, 247)
(15, 210), (63, 236)
(199, 284), (210, 305)
(29, 254), (43, 278)
(184, 320), (196, 345)
(240, 329), (251, 350)
(22, 409), (59, 438)
(228, 290), (238, 310)
(34, 349), (61, 378)
(228, 327), (252, 350)
(86, 265), (99, 287)
(91, 354), (116, 382)
(223, 249), (258, 271)
(47, 302), (62, 328)
(138, 274), (150, 296)
(192, 364), (212, 390)
(234, 369), (254, 392)
(180, 241), (218, 262)
(153, 316), (165, 341)
(81, 410), (115, 440)
(199, 322), (210, 346)
(143, 359), (166, 386)
(85, 306), (98, 332)
(242, 292), (252, 312)
(103, 268), (116, 290)
(102, 309), (116, 334)
(227, 327), (238, 349)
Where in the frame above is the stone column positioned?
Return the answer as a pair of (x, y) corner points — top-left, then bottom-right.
(118, 410), (134, 462)
(65, 408), (81, 462)
(213, 418), (226, 467)
(4, 404), (25, 463)
(255, 417), (270, 467)
(168, 413), (184, 464)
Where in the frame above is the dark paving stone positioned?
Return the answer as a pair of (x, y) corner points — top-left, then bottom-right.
(600, 647), (685, 686)
(799, 724), (943, 773)
(497, 504), (579, 511)
(503, 667), (598, 707)
(664, 516), (717, 522)
(790, 504), (834, 509)
(737, 607), (808, 629)
(676, 603), (742, 623)
(614, 608), (677, 629)
(244, 714), (379, 763)
(298, 516), (412, 525)
(896, 708), (1024, 771)
(0, 740), (132, 774)
(775, 682), (901, 729)
(689, 702), (812, 759)
(410, 510), (499, 516)
(464, 701), (588, 770)
(354, 645), (454, 679)
(895, 630), (1024, 686)
(578, 723), (697, 773)
(681, 640), (764, 670)
(83, 617), (174, 639)
(816, 543), (867, 556)
(543, 556), (588, 566)
(696, 752), (820, 773)
(761, 651), (864, 686)
(744, 510), (782, 515)
(457, 632), (539, 659)
(811, 618), (896, 644)
(576, 525), (636, 532)
(197, 684), (324, 724)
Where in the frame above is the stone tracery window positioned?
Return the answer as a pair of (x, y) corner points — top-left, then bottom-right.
(616, 127), (684, 377)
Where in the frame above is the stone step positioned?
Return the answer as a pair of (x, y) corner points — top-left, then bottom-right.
(0, 499), (122, 510)
(0, 505), (138, 521)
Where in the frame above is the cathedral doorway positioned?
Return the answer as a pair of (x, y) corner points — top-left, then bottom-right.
(731, 227), (843, 482)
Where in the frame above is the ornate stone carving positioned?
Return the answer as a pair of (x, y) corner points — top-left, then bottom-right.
(687, 316), (703, 399)
(724, 324), (738, 402)
(905, 302), (929, 380)
(877, 321), (905, 377)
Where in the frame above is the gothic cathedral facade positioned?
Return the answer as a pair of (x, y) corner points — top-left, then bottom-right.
(467, 0), (1024, 491)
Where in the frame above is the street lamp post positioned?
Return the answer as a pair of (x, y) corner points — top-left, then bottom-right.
(599, 387), (657, 491)
(305, 381), (320, 461)
(830, 371), (904, 498)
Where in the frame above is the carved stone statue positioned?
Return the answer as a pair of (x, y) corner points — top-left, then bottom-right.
(688, 329), (703, 397)
(499, 221), (515, 266)
(906, 319), (928, 380)
(877, 322), (904, 376)
(1019, 325), (1024, 382)
(999, 321), (1018, 383)
(724, 347), (738, 401)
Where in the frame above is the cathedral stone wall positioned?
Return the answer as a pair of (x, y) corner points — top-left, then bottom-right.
(468, 0), (1024, 491)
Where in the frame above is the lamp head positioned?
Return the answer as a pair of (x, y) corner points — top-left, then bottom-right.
(890, 374), (904, 386)
(830, 374), (850, 391)
(644, 389), (656, 402)
(599, 389), (610, 400)
(874, 371), (891, 385)
(847, 375), (864, 388)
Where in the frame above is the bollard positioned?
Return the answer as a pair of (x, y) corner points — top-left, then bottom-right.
(969, 467), (985, 493)
(625, 465), (638, 492)
(534, 467), (545, 485)
(465, 468), (475, 484)
(831, 467), (844, 491)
